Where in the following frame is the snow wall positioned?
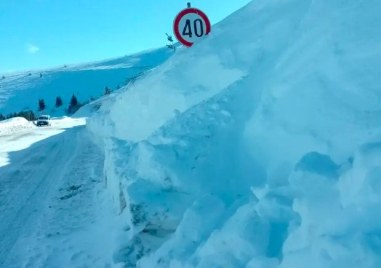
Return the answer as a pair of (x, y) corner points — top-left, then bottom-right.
(89, 0), (381, 267)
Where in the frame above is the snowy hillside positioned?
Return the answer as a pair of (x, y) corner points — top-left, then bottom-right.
(0, 47), (173, 116)
(89, 0), (381, 267)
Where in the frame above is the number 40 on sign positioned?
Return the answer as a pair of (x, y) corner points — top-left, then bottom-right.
(173, 5), (211, 47)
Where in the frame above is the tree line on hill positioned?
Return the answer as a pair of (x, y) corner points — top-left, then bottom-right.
(0, 85), (117, 122)
(37, 94), (80, 113)
(0, 68), (152, 123)
(0, 94), (81, 122)
(0, 110), (36, 121)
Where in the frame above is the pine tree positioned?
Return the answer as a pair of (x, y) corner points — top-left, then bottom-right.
(104, 86), (112, 95)
(18, 110), (36, 121)
(68, 94), (80, 114)
(2, 110), (36, 121)
(70, 94), (78, 107)
(25, 110), (36, 121)
(55, 96), (63, 107)
(38, 99), (46, 111)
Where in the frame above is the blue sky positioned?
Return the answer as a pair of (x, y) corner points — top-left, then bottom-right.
(0, 0), (251, 73)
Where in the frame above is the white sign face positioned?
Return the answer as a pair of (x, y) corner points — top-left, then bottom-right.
(178, 13), (208, 44)
(174, 8), (211, 47)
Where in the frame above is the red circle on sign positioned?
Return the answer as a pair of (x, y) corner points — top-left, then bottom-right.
(173, 8), (211, 47)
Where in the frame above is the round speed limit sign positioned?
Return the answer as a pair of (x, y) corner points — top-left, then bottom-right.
(173, 8), (211, 47)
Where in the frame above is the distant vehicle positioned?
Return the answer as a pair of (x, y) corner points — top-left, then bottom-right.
(36, 115), (51, 127)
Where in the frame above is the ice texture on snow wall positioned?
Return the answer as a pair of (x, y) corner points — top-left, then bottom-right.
(89, 0), (381, 267)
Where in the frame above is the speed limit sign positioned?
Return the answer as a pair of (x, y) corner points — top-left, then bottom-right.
(173, 7), (211, 47)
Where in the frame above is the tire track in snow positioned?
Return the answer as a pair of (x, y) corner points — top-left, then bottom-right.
(0, 127), (84, 266)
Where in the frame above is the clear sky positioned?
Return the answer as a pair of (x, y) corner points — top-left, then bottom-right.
(0, 0), (252, 73)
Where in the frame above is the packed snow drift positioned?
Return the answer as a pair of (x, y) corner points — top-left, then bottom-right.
(89, 0), (381, 267)
(0, 117), (33, 136)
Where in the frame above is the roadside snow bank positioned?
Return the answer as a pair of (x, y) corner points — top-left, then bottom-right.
(49, 116), (86, 129)
(89, 0), (381, 267)
(0, 116), (86, 167)
(0, 117), (34, 136)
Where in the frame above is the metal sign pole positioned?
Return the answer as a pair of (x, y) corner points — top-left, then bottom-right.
(187, 2), (191, 8)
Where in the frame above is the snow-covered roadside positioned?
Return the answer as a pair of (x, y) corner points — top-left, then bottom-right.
(0, 117), (34, 136)
(0, 124), (120, 267)
(0, 117), (86, 167)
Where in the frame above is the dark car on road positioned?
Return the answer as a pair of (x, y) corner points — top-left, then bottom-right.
(36, 115), (51, 127)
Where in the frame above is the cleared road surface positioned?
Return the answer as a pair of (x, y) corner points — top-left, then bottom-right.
(0, 119), (118, 267)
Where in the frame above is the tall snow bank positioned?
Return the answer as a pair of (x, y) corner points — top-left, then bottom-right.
(89, 0), (381, 267)
(0, 117), (34, 136)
